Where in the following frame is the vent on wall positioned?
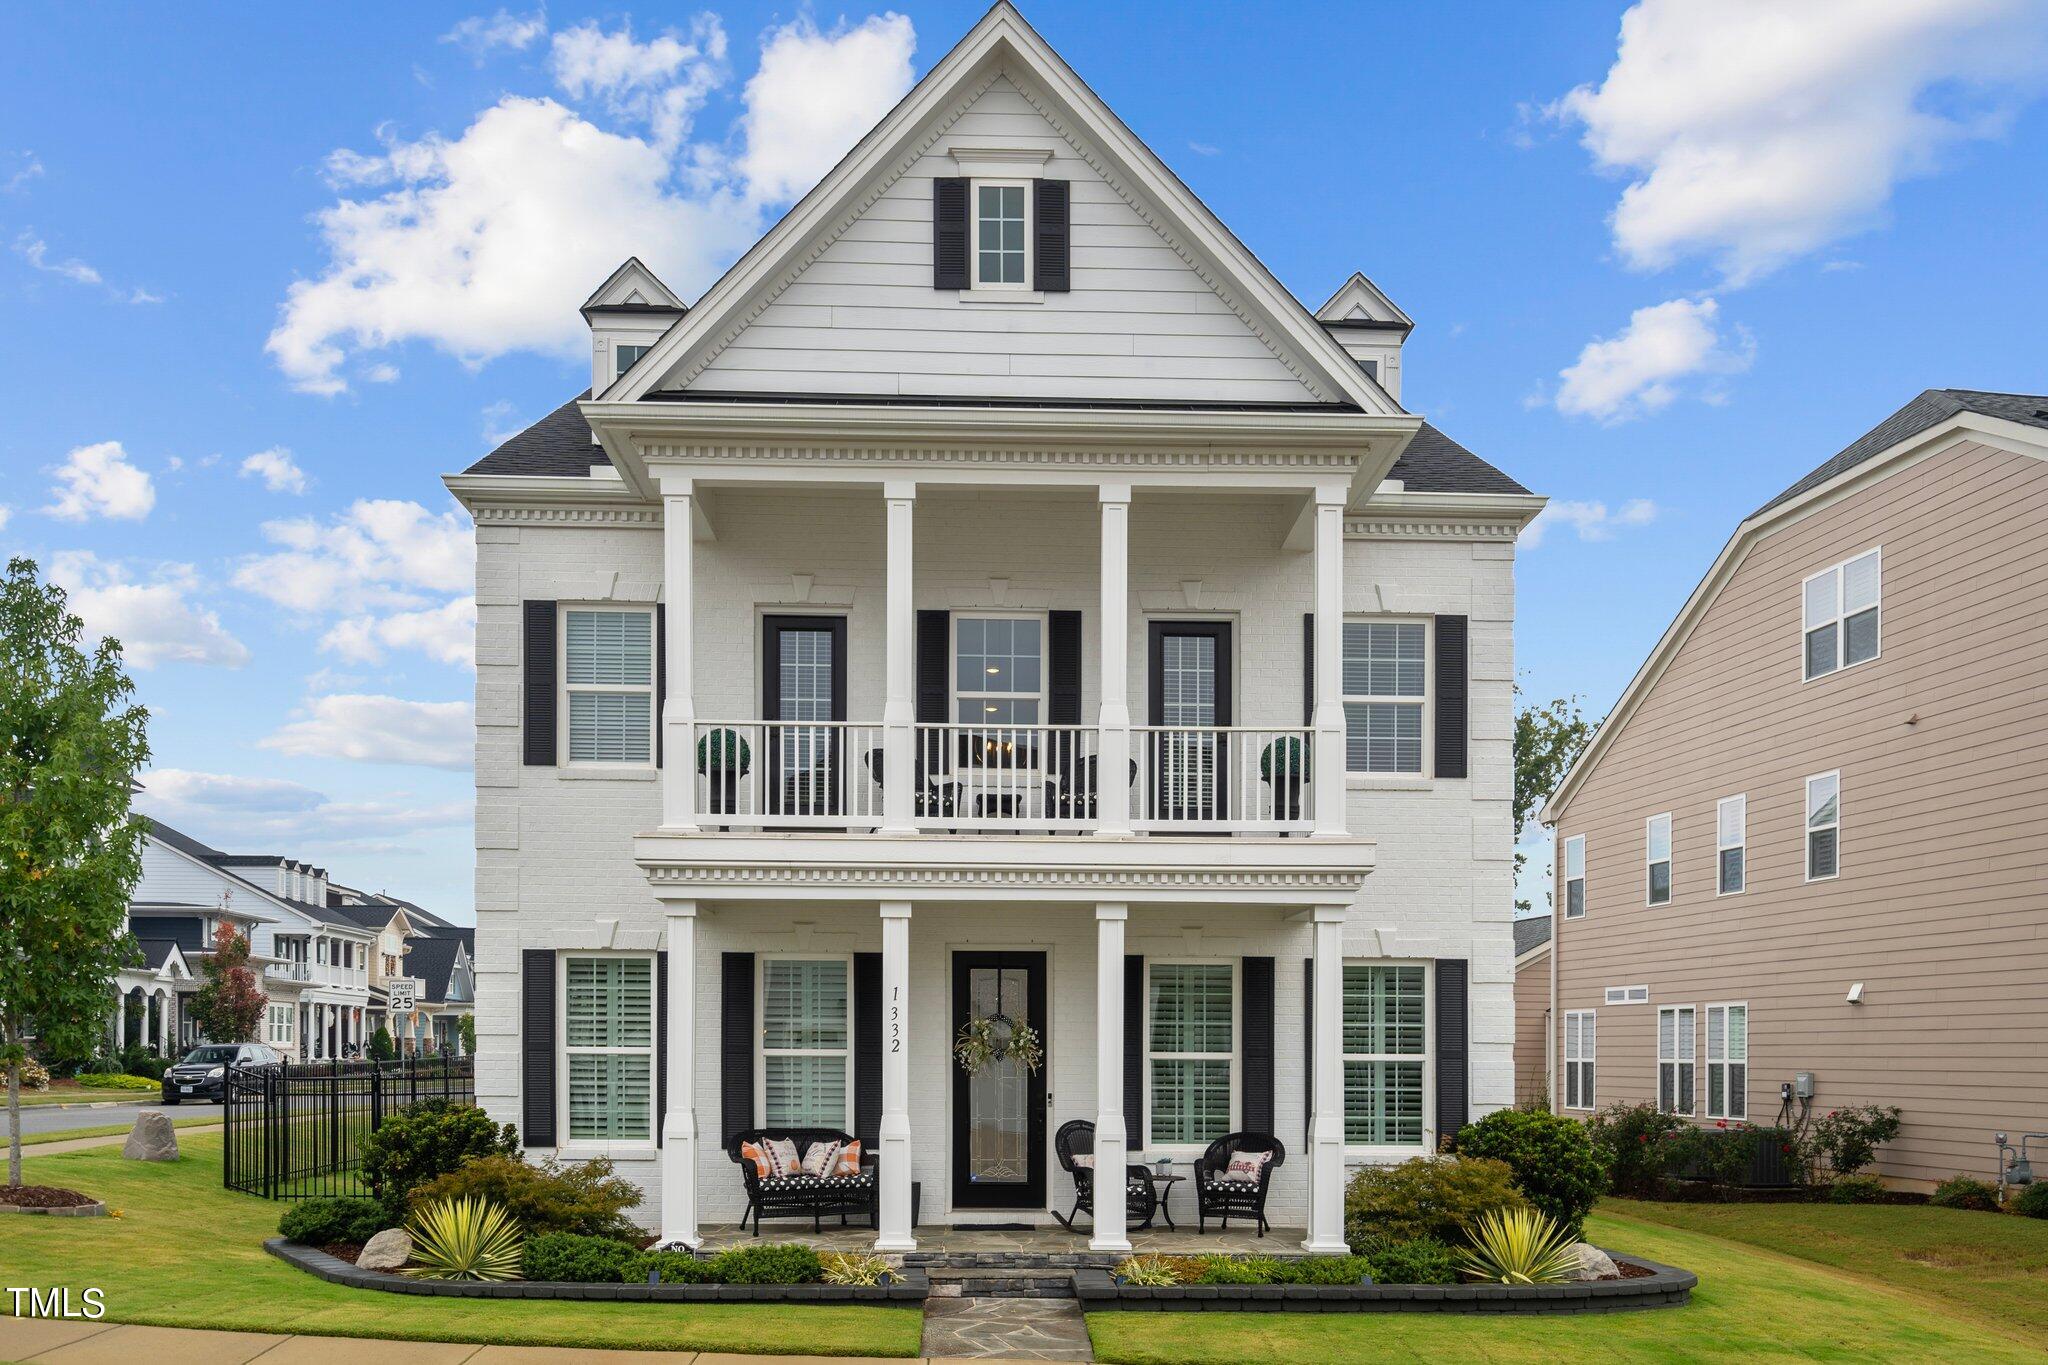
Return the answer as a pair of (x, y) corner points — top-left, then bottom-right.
(1605, 985), (1650, 1005)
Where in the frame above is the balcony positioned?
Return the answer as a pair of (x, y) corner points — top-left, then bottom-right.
(265, 961), (366, 989)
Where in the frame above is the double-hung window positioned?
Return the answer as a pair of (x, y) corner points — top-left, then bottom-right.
(1645, 813), (1673, 906)
(1147, 962), (1235, 1146)
(759, 958), (851, 1128)
(1717, 796), (1747, 895)
(954, 615), (1043, 725)
(563, 607), (655, 764)
(1562, 834), (1586, 919)
(1342, 964), (1427, 1147)
(1563, 1010), (1595, 1110)
(267, 1004), (294, 1046)
(1341, 621), (1427, 774)
(975, 182), (1029, 288)
(1706, 1003), (1748, 1120)
(1803, 548), (1881, 679)
(1806, 772), (1841, 880)
(563, 955), (655, 1144)
(1657, 1005), (1696, 1116)
(615, 343), (651, 380)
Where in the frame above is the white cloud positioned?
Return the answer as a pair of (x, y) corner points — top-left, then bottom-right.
(1553, 297), (1752, 423)
(480, 400), (526, 445)
(234, 498), (473, 612)
(138, 768), (469, 847)
(1553, 0), (2048, 285)
(1520, 498), (1660, 550)
(269, 13), (917, 394)
(45, 440), (156, 521)
(262, 694), (474, 770)
(14, 231), (101, 285)
(0, 505), (10, 532)
(4, 152), (43, 194)
(1186, 141), (1220, 156)
(48, 552), (250, 669)
(323, 597), (477, 667)
(442, 9), (547, 60)
(239, 447), (308, 495)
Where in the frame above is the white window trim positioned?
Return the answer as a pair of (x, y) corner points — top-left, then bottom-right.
(1562, 1009), (1595, 1111)
(559, 604), (657, 769)
(950, 611), (1049, 725)
(1657, 1004), (1697, 1117)
(1716, 794), (1747, 897)
(1562, 834), (1586, 920)
(1805, 770), (1841, 883)
(1705, 1001), (1749, 1121)
(970, 178), (1032, 292)
(1340, 959), (1433, 1159)
(1603, 985), (1649, 1005)
(1340, 615), (1433, 777)
(755, 952), (855, 1132)
(1645, 812), (1673, 907)
(615, 342), (652, 382)
(556, 950), (658, 1156)
(1143, 958), (1240, 1155)
(1801, 546), (1882, 682)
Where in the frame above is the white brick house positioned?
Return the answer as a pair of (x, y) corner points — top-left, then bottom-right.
(447, 2), (1541, 1254)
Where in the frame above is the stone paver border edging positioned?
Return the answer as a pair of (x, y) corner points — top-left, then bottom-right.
(1074, 1253), (1696, 1313)
(0, 1200), (108, 1218)
(267, 1238), (928, 1304)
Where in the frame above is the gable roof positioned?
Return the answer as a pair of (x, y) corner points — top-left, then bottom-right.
(1315, 272), (1414, 332)
(581, 257), (687, 315)
(403, 934), (466, 1003)
(1513, 916), (1552, 959)
(1542, 388), (2048, 824)
(600, 2), (1395, 416)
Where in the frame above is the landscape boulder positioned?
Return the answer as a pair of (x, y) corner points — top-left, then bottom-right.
(1568, 1242), (1619, 1281)
(356, 1228), (412, 1272)
(121, 1111), (179, 1162)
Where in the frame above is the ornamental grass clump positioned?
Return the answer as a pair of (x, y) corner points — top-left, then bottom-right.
(405, 1196), (524, 1281)
(821, 1251), (893, 1286)
(1455, 1206), (1579, 1286)
(1113, 1254), (1177, 1286)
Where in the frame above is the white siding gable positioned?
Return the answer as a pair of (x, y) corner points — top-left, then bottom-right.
(685, 75), (1326, 404)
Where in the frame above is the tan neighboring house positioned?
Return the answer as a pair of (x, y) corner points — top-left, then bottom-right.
(1511, 917), (1550, 1108)
(1541, 389), (2048, 1190)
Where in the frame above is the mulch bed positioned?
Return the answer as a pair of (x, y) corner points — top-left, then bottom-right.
(1610, 1260), (1656, 1279)
(319, 1243), (365, 1264)
(0, 1184), (98, 1209)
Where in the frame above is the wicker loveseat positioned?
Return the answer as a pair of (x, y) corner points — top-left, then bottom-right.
(1192, 1131), (1285, 1236)
(725, 1127), (877, 1235)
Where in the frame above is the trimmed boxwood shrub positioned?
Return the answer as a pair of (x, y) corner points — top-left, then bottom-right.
(1344, 1155), (1525, 1246)
(1359, 1236), (1460, 1285)
(1827, 1174), (1888, 1204)
(629, 1250), (723, 1284)
(279, 1196), (389, 1246)
(359, 1099), (519, 1220)
(1281, 1255), (1377, 1285)
(2011, 1183), (2048, 1219)
(709, 1243), (824, 1285)
(523, 1231), (639, 1283)
(1453, 1108), (1607, 1237)
(1930, 1175), (2002, 1212)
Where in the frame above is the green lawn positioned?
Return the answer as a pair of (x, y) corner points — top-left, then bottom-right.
(17, 1116), (221, 1147)
(1, 1135), (922, 1357)
(9, 1085), (155, 1107)
(1088, 1204), (2048, 1364)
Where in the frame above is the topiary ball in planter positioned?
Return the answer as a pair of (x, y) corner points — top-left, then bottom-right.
(696, 728), (751, 816)
(1258, 738), (1309, 820)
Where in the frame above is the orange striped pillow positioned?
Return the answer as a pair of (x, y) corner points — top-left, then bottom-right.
(834, 1139), (863, 1176)
(739, 1140), (771, 1177)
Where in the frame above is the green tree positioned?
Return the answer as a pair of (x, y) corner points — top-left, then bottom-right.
(0, 558), (151, 1186)
(187, 921), (268, 1044)
(368, 1025), (397, 1062)
(1514, 692), (1598, 914)
(457, 1013), (476, 1055)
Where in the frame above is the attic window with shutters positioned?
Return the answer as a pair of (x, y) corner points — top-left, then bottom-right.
(976, 182), (1029, 287)
(933, 154), (1069, 296)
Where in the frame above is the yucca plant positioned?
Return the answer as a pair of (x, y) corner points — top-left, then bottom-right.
(405, 1196), (524, 1281)
(1455, 1206), (1579, 1285)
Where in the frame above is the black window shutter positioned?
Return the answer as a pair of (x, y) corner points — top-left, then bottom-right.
(1434, 615), (1469, 779)
(1048, 610), (1083, 724)
(655, 949), (668, 1147)
(523, 601), (558, 766)
(1303, 957), (1315, 1146)
(1302, 613), (1315, 727)
(1435, 958), (1470, 1147)
(915, 610), (951, 723)
(655, 604), (667, 768)
(520, 949), (557, 1146)
(1034, 179), (1071, 292)
(1123, 955), (1144, 1138)
(933, 177), (969, 290)
(721, 952), (756, 1144)
(1241, 957), (1275, 1134)
(854, 952), (882, 1150)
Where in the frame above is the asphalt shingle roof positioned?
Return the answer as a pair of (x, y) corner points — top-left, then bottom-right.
(1513, 916), (1552, 957)
(403, 935), (465, 1003)
(1756, 389), (2048, 516)
(1392, 423), (1530, 496)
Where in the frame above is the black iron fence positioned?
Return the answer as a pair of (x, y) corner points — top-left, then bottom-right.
(223, 1055), (475, 1199)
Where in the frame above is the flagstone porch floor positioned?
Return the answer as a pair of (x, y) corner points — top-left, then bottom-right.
(695, 1221), (1310, 1260)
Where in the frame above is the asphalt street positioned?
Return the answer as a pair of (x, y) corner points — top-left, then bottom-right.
(8, 1097), (216, 1136)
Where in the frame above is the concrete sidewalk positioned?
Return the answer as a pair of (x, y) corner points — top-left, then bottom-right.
(13, 1124), (223, 1157)
(0, 1318), (1030, 1364)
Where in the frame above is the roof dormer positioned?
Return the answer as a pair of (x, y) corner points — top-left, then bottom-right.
(583, 257), (687, 399)
(1315, 272), (1413, 403)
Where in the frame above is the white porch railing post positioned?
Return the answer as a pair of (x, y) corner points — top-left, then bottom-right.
(1096, 484), (1134, 836)
(881, 483), (918, 834)
(1303, 904), (1349, 1253)
(1311, 491), (1347, 837)
(876, 901), (917, 1251)
(1091, 903), (1131, 1252)
(661, 480), (699, 832)
(659, 897), (700, 1247)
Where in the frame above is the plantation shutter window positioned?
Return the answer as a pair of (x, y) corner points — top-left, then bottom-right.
(1803, 548), (1881, 680)
(1563, 834), (1586, 919)
(1147, 962), (1235, 1146)
(1657, 1005), (1696, 1117)
(760, 958), (850, 1129)
(1645, 813), (1673, 906)
(1807, 772), (1841, 880)
(1707, 1003), (1748, 1120)
(1340, 621), (1426, 773)
(1717, 796), (1747, 895)
(562, 955), (654, 1143)
(563, 608), (655, 764)
(1563, 1010), (1595, 1111)
(1341, 964), (1427, 1146)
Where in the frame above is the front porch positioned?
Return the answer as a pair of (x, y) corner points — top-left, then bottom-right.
(695, 1220), (1309, 1260)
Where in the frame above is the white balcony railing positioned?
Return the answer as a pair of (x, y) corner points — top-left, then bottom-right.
(913, 722), (1101, 830)
(1133, 726), (1314, 833)
(692, 720), (886, 827)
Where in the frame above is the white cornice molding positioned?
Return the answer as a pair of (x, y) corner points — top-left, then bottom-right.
(471, 504), (661, 528)
(1345, 518), (1523, 542)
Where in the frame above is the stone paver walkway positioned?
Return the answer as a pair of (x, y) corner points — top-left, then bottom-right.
(919, 1300), (1093, 1362)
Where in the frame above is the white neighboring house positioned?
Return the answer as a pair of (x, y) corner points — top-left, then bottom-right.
(447, 2), (1541, 1254)
(328, 893), (476, 1056)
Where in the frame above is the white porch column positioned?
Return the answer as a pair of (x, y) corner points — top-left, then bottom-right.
(1303, 905), (1348, 1252)
(881, 482), (918, 833)
(1095, 485), (1134, 837)
(659, 898), (701, 1247)
(1091, 903), (1131, 1252)
(661, 480), (699, 832)
(112, 993), (126, 1052)
(1310, 490), (1347, 837)
(158, 991), (173, 1056)
(875, 901), (916, 1250)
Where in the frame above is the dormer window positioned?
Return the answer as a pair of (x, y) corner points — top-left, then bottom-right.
(975, 183), (1029, 288)
(616, 344), (650, 380)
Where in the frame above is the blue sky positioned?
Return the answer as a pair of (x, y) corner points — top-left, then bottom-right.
(3, 2), (2044, 920)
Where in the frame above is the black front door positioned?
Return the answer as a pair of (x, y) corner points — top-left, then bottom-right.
(951, 951), (1049, 1211)
(1147, 620), (1233, 822)
(762, 615), (848, 817)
